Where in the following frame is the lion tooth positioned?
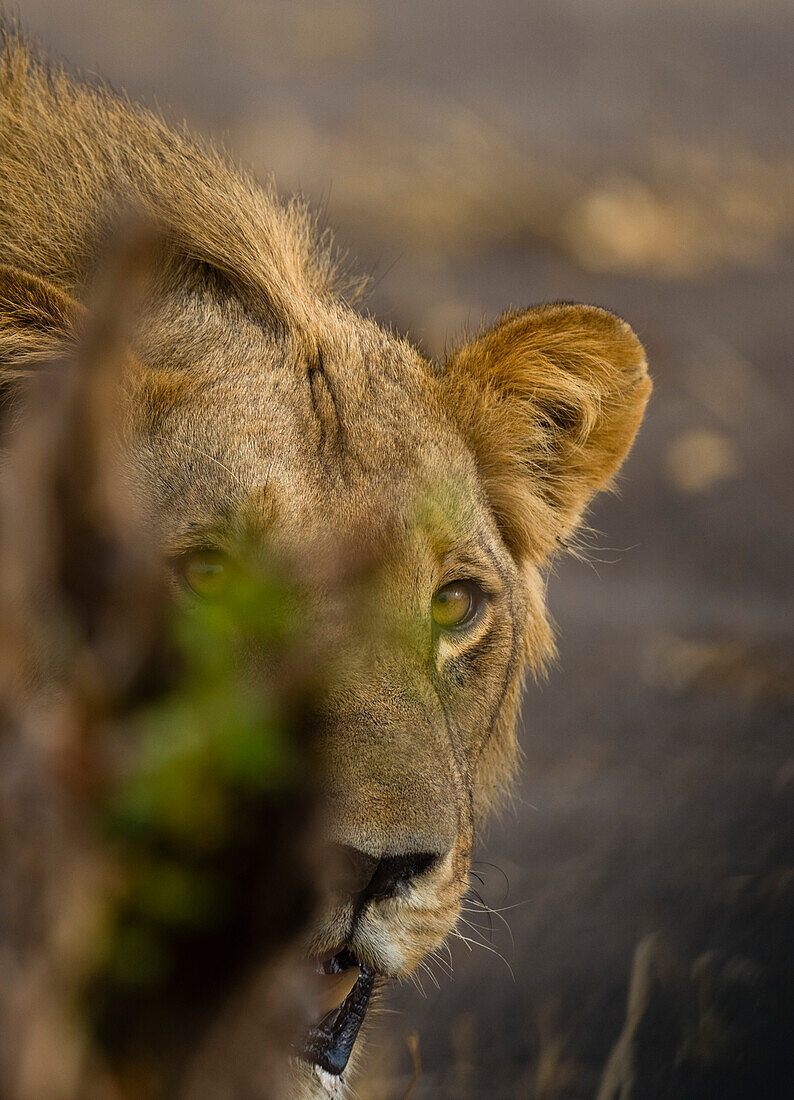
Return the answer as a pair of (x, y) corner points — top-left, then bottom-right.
(315, 966), (360, 1016)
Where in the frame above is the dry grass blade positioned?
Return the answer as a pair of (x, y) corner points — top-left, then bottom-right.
(402, 1031), (421, 1100)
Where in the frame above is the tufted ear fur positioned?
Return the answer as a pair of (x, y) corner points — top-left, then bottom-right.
(443, 303), (651, 562)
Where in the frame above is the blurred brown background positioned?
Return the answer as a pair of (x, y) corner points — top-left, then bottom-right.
(16, 1), (794, 1096)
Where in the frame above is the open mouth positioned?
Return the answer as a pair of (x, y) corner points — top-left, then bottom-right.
(302, 948), (376, 1076)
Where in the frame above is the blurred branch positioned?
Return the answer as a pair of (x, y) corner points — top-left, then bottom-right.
(0, 226), (319, 1099)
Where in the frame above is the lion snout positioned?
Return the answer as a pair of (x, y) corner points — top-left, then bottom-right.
(330, 844), (446, 903)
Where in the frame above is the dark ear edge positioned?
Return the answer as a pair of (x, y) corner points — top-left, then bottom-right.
(0, 263), (84, 382)
(443, 302), (652, 563)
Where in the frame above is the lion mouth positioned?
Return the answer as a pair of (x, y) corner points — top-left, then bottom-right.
(301, 948), (376, 1076)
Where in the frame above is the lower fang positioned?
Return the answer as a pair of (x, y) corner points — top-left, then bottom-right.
(315, 965), (361, 1017)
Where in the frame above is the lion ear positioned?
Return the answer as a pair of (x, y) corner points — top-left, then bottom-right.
(443, 303), (651, 562)
(0, 264), (84, 383)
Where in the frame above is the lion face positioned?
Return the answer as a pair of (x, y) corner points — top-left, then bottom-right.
(129, 297), (531, 954)
(0, 33), (650, 1092)
(0, 249), (649, 1094)
(117, 289), (649, 1089)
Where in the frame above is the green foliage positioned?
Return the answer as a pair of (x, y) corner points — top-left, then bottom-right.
(86, 560), (314, 1047)
(108, 563), (299, 839)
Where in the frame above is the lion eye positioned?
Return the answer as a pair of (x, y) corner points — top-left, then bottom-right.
(431, 581), (479, 630)
(179, 548), (231, 598)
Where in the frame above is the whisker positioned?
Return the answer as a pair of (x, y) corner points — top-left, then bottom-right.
(467, 887), (495, 941)
(432, 951), (452, 980)
(190, 445), (247, 490)
(459, 916), (493, 944)
(416, 960), (440, 990)
(470, 860), (511, 901)
(463, 892), (517, 956)
(467, 898), (532, 915)
(440, 953), (454, 978)
(451, 928), (473, 953)
(442, 940), (454, 979)
(450, 929), (516, 981)
(408, 971), (427, 999)
(424, 944), (453, 980)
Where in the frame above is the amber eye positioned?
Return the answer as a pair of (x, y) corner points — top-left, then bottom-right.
(179, 548), (231, 598)
(431, 581), (479, 630)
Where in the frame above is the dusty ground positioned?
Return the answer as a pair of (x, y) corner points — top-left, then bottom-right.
(16, 1), (794, 1095)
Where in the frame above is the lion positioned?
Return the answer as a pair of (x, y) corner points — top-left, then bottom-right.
(0, 24), (650, 1098)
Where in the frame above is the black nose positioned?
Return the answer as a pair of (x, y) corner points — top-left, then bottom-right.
(335, 845), (442, 902)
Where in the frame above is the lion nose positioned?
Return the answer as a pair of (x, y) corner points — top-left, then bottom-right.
(335, 845), (443, 902)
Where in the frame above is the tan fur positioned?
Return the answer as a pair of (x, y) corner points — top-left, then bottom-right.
(0, 24), (650, 1098)
(445, 304), (652, 563)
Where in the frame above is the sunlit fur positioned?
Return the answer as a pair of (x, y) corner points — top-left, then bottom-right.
(0, 24), (650, 1098)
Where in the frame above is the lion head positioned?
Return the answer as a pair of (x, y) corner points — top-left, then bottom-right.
(0, 264), (649, 1094)
(0, 36), (650, 1095)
